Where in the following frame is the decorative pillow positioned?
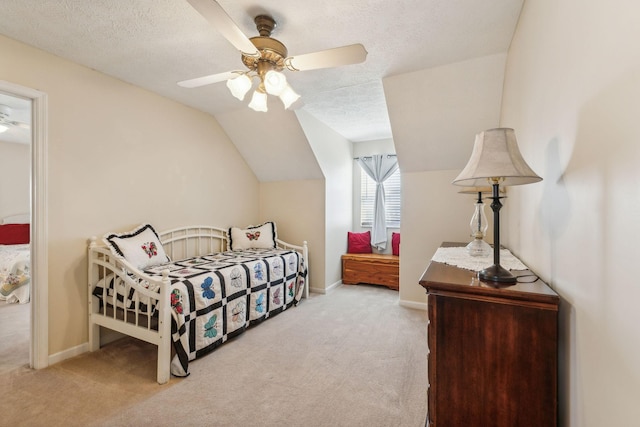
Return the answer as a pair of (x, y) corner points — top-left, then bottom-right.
(103, 224), (169, 270)
(228, 222), (277, 251)
(392, 232), (400, 256)
(0, 224), (30, 245)
(347, 231), (372, 254)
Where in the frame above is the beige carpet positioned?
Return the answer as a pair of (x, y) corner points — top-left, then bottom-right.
(0, 284), (428, 427)
(0, 300), (30, 376)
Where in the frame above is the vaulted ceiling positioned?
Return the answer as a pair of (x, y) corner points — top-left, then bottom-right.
(0, 0), (523, 147)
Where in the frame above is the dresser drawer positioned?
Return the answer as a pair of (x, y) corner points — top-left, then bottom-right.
(420, 245), (559, 427)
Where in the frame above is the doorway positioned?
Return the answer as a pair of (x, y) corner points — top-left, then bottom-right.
(0, 80), (48, 370)
(0, 92), (31, 372)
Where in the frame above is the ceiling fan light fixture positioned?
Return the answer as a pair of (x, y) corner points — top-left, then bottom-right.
(248, 88), (268, 112)
(180, 5), (368, 113)
(279, 84), (300, 109)
(264, 70), (287, 96)
(0, 124), (8, 133)
(226, 74), (253, 100)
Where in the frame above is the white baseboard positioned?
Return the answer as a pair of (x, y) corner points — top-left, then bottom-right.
(326, 280), (342, 293)
(399, 299), (427, 311)
(309, 286), (326, 294)
(47, 326), (131, 367)
(309, 280), (342, 295)
(48, 342), (89, 366)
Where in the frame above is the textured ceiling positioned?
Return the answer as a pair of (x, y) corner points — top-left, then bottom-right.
(0, 93), (31, 145)
(0, 0), (523, 143)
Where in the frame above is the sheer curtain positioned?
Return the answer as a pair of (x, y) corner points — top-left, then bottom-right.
(357, 154), (399, 250)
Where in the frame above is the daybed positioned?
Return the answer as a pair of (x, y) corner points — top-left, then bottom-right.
(88, 222), (308, 384)
(0, 214), (30, 304)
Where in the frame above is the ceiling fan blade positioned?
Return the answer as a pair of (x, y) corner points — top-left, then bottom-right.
(186, 0), (259, 57)
(178, 71), (242, 88)
(285, 44), (368, 72)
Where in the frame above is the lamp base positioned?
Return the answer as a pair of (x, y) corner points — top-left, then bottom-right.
(466, 238), (492, 257)
(479, 264), (517, 284)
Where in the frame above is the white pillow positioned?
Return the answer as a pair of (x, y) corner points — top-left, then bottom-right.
(104, 224), (169, 270)
(228, 222), (277, 251)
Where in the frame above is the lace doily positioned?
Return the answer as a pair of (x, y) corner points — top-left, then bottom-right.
(431, 246), (528, 272)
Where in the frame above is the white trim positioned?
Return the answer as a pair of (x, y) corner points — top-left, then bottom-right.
(326, 280), (342, 293)
(0, 81), (48, 370)
(310, 280), (342, 295)
(399, 299), (427, 311)
(48, 342), (88, 366)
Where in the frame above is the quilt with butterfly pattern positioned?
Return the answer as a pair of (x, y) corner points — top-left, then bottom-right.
(95, 248), (307, 377)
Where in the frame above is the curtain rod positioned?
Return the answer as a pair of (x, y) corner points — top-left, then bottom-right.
(353, 154), (397, 160)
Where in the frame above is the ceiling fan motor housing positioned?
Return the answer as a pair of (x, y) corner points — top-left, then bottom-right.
(177, 3), (367, 95)
(241, 15), (287, 76)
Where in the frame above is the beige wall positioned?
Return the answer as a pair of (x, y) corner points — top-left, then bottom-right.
(0, 140), (29, 219)
(259, 179), (325, 293)
(0, 35), (259, 356)
(399, 170), (479, 306)
(297, 110), (353, 291)
(500, 0), (640, 425)
(384, 53), (506, 173)
(385, 53), (505, 306)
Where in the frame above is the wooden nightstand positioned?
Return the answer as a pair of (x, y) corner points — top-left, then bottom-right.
(419, 243), (559, 427)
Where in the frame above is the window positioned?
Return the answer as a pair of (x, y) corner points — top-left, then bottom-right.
(360, 168), (401, 228)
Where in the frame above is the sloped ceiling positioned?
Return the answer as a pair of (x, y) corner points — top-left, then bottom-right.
(0, 0), (524, 178)
(385, 53), (508, 173)
(215, 107), (323, 182)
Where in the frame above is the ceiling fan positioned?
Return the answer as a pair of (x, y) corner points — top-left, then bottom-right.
(0, 104), (29, 133)
(178, 0), (368, 112)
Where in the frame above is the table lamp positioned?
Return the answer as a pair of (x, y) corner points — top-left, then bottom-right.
(453, 128), (542, 284)
(458, 186), (493, 257)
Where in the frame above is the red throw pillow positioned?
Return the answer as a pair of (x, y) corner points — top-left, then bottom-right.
(392, 232), (400, 256)
(0, 223), (30, 245)
(347, 231), (372, 254)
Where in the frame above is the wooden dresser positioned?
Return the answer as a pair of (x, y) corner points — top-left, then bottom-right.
(419, 243), (559, 427)
(341, 253), (399, 290)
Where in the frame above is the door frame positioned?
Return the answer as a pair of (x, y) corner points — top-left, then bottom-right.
(0, 80), (48, 369)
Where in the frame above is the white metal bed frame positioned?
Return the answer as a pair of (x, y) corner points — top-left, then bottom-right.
(87, 225), (309, 384)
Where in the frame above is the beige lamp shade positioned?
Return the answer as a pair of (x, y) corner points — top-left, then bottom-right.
(453, 128), (542, 187)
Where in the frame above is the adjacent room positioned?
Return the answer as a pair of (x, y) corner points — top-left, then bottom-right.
(0, 93), (31, 376)
(0, 0), (638, 426)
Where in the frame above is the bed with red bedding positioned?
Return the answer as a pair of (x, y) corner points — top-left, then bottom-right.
(0, 217), (30, 304)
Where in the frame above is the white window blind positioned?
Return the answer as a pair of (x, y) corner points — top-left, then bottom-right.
(360, 168), (401, 228)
